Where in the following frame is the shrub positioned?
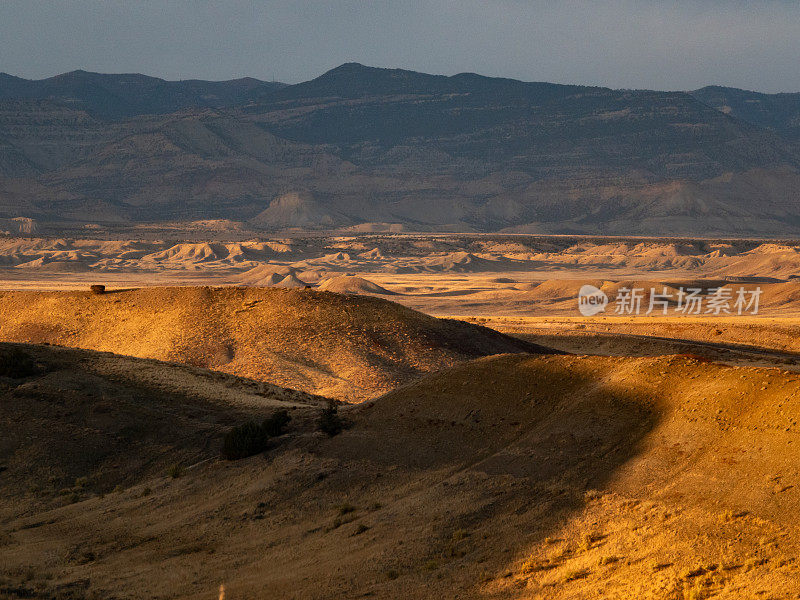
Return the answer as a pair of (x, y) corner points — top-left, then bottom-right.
(222, 421), (268, 460)
(167, 464), (183, 479)
(317, 401), (344, 437)
(564, 567), (590, 582)
(338, 503), (357, 515)
(222, 408), (295, 461)
(89, 284), (106, 295)
(262, 409), (291, 437)
(0, 347), (38, 379)
(579, 533), (596, 552)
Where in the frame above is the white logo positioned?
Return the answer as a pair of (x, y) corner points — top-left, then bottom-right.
(575, 285), (761, 316)
(578, 284), (608, 316)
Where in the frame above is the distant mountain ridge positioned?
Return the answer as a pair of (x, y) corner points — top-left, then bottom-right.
(266, 62), (591, 102)
(2, 63), (800, 236)
(0, 70), (286, 119)
(691, 85), (800, 142)
(247, 64), (799, 182)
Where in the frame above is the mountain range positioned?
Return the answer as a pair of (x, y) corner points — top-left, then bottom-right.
(2, 64), (800, 236)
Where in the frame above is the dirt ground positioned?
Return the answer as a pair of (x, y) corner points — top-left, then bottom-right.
(6, 233), (800, 598)
(5, 348), (800, 598)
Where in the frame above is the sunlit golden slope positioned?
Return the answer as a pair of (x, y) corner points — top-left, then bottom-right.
(0, 287), (548, 400)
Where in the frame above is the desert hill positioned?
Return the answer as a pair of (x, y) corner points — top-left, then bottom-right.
(0, 286), (549, 401)
(6, 235), (800, 277)
(5, 352), (800, 597)
(4, 65), (800, 234)
(13, 236), (800, 320)
(317, 275), (396, 295)
(249, 191), (352, 229)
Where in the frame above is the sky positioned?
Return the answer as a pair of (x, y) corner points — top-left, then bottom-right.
(1, 1), (799, 92)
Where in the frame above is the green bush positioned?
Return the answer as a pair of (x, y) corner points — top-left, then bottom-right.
(0, 347), (38, 379)
(317, 401), (344, 437)
(262, 409), (291, 437)
(222, 421), (268, 460)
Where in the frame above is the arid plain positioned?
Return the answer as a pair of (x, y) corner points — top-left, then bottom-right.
(4, 233), (800, 598)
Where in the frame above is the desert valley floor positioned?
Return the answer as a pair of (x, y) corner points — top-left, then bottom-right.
(4, 234), (800, 598)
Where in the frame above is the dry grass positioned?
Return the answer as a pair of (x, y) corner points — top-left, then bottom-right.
(0, 287), (547, 401)
(5, 286), (800, 597)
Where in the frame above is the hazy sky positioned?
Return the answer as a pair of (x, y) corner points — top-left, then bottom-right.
(2, 1), (799, 92)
